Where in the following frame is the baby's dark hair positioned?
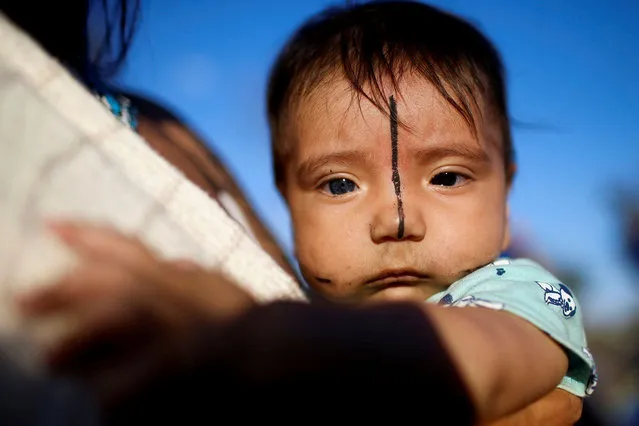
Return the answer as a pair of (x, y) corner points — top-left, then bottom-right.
(267, 0), (514, 186)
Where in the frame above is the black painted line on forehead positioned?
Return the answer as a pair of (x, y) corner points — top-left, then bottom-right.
(389, 95), (405, 239)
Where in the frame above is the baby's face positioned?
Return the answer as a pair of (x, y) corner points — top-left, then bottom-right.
(281, 75), (510, 303)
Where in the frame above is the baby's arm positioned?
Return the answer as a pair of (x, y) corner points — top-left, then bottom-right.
(483, 388), (583, 426)
(423, 304), (567, 421)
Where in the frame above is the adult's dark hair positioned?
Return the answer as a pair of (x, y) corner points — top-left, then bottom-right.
(2, 0), (140, 84)
(267, 0), (514, 186)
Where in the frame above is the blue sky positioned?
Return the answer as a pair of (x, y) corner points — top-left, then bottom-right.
(120, 0), (639, 328)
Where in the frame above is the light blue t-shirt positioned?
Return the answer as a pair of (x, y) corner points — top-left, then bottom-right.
(426, 258), (597, 398)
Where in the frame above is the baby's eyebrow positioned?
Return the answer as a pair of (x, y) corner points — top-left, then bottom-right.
(296, 150), (370, 180)
(412, 143), (491, 164)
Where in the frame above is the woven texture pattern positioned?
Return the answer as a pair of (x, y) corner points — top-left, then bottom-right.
(0, 13), (307, 355)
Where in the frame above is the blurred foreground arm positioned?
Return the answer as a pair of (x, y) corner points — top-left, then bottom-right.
(108, 300), (476, 424)
(19, 222), (578, 425)
(18, 222), (475, 423)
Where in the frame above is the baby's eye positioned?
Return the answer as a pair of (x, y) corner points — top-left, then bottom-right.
(430, 172), (468, 187)
(322, 178), (358, 196)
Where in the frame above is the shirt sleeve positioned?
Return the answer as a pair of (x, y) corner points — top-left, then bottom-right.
(428, 258), (598, 397)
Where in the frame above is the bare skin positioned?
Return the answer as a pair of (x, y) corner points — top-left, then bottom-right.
(483, 389), (583, 426)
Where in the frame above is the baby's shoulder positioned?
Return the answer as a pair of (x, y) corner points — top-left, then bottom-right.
(428, 258), (581, 320)
(427, 258), (597, 397)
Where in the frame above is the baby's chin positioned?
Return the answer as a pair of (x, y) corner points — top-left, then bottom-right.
(366, 284), (445, 303)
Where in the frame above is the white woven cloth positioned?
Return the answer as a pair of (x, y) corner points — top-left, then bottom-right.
(0, 12), (306, 368)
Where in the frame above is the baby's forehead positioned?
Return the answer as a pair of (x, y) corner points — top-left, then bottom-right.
(292, 75), (503, 156)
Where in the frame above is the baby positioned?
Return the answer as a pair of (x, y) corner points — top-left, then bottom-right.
(266, 0), (597, 418)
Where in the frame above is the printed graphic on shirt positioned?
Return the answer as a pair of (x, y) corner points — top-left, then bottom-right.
(536, 281), (577, 318)
(492, 258), (511, 276)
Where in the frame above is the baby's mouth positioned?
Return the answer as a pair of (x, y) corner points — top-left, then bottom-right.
(364, 269), (431, 291)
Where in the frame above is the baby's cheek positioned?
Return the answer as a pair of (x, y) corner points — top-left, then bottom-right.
(294, 223), (363, 295)
(293, 202), (355, 255)
(458, 221), (504, 265)
(296, 229), (346, 273)
(428, 206), (505, 272)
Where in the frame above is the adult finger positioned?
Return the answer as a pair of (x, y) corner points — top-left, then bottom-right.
(47, 220), (157, 270)
(17, 260), (139, 318)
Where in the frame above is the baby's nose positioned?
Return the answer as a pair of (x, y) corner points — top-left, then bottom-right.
(369, 190), (426, 243)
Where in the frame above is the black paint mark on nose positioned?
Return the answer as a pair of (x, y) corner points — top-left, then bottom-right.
(389, 95), (405, 239)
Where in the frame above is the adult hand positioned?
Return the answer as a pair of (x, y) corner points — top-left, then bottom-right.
(17, 220), (255, 408)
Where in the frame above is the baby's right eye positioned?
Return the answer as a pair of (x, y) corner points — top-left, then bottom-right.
(321, 178), (359, 196)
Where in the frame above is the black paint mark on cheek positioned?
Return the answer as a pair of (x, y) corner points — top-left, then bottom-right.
(315, 276), (332, 283)
(389, 95), (405, 239)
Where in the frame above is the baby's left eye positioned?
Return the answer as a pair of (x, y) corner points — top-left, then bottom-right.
(430, 172), (468, 187)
